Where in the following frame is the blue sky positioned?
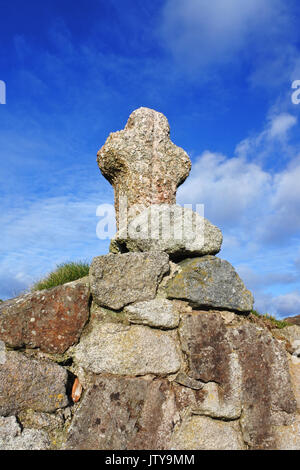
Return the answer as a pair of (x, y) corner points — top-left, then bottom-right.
(1, 0), (300, 318)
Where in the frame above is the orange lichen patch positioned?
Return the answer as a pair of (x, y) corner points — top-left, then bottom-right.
(49, 393), (65, 408)
(72, 378), (83, 403)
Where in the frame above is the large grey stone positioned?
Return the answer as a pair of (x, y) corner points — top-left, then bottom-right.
(174, 373), (242, 420)
(110, 204), (223, 259)
(273, 416), (300, 450)
(0, 341), (5, 365)
(178, 312), (242, 420)
(178, 311), (297, 449)
(0, 416), (50, 450)
(166, 255), (254, 312)
(66, 315), (299, 451)
(90, 252), (170, 310)
(73, 321), (181, 376)
(65, 375), (179, 450)
(97, 107), (191, 228)
(65, 373), (246, 450)
(289, 357), (300, 412)
(0, 351), (69, 416)
(124, 299), (180, 329)
(171, 415), (245, 450)
(280, 325), (300, 356)
(230, 324), (297, 449)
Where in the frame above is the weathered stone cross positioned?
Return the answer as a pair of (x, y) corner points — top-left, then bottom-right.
(97, 107), (191, 228)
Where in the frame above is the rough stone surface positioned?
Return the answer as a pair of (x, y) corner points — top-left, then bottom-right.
(97, 107), (191, 228)
(178, 312), (242, 420)
(65, 375), (179, 450)
(171, 415), (245, 450)
(73, 321), (181, 376)
(176, 380), (241, 421)
(124, 298), (180, 329)
(64, 374), (247, 450)
(18, 409), (64, 433)
(129, 378), (179, 450)
(230, 323), (297, 449)
(18, 409), (66, 449)
(62, 309), (300, 450)
(173, 372), (204, 390)
(289, 357), (300, 411)
(0, 277), (90, 354)
(0, 351), (69, 416)
(166, 256), (254, 312)
(179, 311), (297, 449)
(65, 375), (151, 450)
(0, 341), (5, 365)
(90, 252), (169, 310)
(179, 312), (232, 382)
(273, 416), (300, 450)
(280, 325), (300, 356)
(0, 416), (50, 450)
(110, 204), (223, 259)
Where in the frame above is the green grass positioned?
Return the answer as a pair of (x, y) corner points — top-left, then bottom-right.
(31, 261), (90, 291)
(251, 309), (288, 329)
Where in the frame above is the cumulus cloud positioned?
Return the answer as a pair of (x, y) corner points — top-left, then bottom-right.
(0, 273), (29, 300)
(275, 291), (300, 317)
(178, 121), (300, 245)
(178, 110), (300, 319)
(235, 113), (298, 163)
(269, 113), (297, 139)
(0, 182), (113, 299)
(177, 150), (271, 228)
(254, 291), (300, 318)
(159, 0), (295, 77)
(235, 267), (300, 318)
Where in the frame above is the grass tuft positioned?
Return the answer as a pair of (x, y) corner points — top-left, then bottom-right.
(251, 309), (288, 329)
(31, 261), (90, 292)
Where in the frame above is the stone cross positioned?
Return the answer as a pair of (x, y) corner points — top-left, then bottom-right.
(97, 107), (191, 228)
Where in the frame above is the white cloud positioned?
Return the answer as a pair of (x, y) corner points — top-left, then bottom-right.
(160, 0), (295, 75)
(236, 266), (300, 318)
(275, 291), (300, 317)
(254, 290), (300, 318)
(179, 135), (300, 245)
(236, 113), (298, 162)
(178, 150), (271, 227)
(0, 188), (114, 299)
(0, 273), (29, 300)
(269, 113), (297, 138)
(178, 109), (300, 319)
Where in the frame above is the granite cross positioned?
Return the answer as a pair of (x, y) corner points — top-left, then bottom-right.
(97, 107), (191, 229)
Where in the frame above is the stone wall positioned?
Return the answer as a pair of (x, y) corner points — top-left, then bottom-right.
(0, 252), (299, 450)
(1, 108), (299, 450)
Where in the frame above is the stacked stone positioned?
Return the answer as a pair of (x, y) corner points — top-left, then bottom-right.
(0, 108), (299, 450)
(98, 107), (253, 314)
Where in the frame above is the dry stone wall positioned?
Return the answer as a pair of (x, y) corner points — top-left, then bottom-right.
(0, 252), (299, 450)
(0, 108), (299, 450)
